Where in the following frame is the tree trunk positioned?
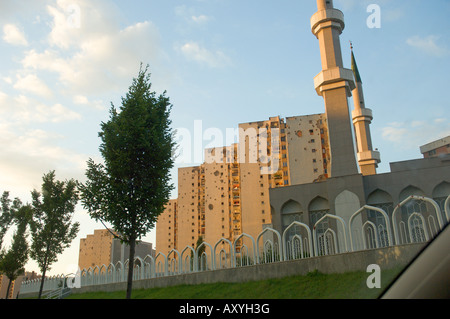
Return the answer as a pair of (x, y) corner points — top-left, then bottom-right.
(126, 236), (136, 299)
(38, 267), (46, 299)
(5, 278), (12, 299)
(38, 245), (50, 299)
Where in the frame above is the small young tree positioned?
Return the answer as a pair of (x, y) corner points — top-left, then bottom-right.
(0, 204), (31, 299)
(79, 65), (175, 299)
(29, 171), (80, 299)
(0, 191), (22, 250)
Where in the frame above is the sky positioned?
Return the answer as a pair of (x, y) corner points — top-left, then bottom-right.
(0, 0), (449, 276)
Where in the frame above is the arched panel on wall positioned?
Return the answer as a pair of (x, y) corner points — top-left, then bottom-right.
(281, 200), (304, 242)
(397, 185), (440, 244)
(367, 189), (393, 206)
(308, 196), (329, 211)
(432, 181), (450, 222)
(281, 200), (303, 214)
(334, 190), (360, 249)
(335, 190), (360, 220)
(399, 185), (425, 202)
(308, 196), (330, 238)
(281, 199), (303, 227)
(367, 189), (394, 234)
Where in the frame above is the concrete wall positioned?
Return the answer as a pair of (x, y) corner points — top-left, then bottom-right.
(62, 243), (424, 296)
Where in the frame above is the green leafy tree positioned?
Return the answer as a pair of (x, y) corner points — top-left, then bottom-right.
(79, 65), (175, 299)
(0, 191), (22, 250)
(0, 203), (31, 299)
(29, 171), (80, 299)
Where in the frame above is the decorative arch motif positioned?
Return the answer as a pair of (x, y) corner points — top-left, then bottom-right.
(232, 233), (256, 267)
(167, 249), (182, 275)
(19, 195), (450, 295)
(213, 238), (233, 270)
(399, 185), (425, 202)
(196, 241), (214, 272)
(282, 221), (313, 261)
(392, 195), (443, 245)
(181, 245), (195, 273)
(348, 205), (393, 251)
(256, 227), (282, 263)
(432, 182), (450, 222)
(312, 213), (347, 256)
(367, 189), (393, 205)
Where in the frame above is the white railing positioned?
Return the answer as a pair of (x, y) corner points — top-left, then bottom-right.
(21, 194), (449, 294)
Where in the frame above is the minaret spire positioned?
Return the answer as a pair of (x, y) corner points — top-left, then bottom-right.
(311, 0), (358, 177)
(350, 44), (381, 175)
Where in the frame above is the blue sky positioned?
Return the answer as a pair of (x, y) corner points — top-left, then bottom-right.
(1, 0), (449, 275)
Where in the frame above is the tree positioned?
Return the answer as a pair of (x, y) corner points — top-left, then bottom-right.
(29, 171), (80, 299)
(0, 203), (31, 299)
(79, 65), (175, 299)
(0, 191), (22, 250)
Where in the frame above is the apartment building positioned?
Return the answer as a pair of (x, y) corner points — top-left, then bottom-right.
(78, 229), (155, 270)
(420, 136), (450, 158)
(0, 271), (38, 299)
(155, 114), (330, 256)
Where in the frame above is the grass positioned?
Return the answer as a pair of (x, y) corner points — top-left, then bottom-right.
(66, 267), (402, 299)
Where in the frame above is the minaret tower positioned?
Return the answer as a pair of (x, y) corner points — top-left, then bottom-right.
(311, 0), (358, 177)
(350, 43), (381, 175)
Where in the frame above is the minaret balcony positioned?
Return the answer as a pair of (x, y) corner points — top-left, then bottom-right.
(357, 150), (381, 163)
(314, 67), (355, 96)
(352, 108), (373, 124)
(311, 8), (345, 37)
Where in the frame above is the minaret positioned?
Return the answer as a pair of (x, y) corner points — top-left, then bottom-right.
(311, 0), (358, 177)
(350, 44), (381, 175)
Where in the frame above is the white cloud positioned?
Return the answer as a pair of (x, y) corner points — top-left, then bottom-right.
(37, 103), (82, 123)
(73, 94), (105, 110)
(0, 91), (81, 124)
(381, 119), (450, 150)
(406, 35), (449, 57)
(13, 73), (53, 98)
(179, 41), (232, 68)
(2, 23), (28, 46)
(22, 17), (163, 96)
(46, 0), (119, 50)
(0, 124), (87, 198)
(191, 15), (211, 24)
(2, 76), (13, 84)
(175, 5), (212, 25)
